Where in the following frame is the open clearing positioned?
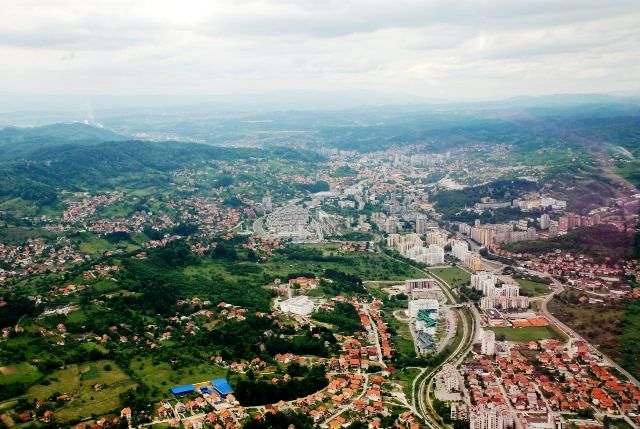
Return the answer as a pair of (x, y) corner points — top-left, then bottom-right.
(129, 356), (227, 400)
(490, 326), (565, 342)
(516, 278), (551, 297)
(0, 363), (42, 386)
(25, 360), (136, 422)
(429, 267), (470, 287)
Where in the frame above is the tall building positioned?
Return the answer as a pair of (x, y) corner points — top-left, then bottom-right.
(480, 295), (529, 311)
(558, 216), (568, 232)
(426, 230), (449, 246)
(384, 216), (400, 234)
(469, 404), (513, 429)
(451, 239), (469, 261)
(481, 329), (496, 356)
(471, 227), (494, 246)
(464, 252), (482, 270)
(540, 213), (550, 230)
(471, 272), (497, 295)
(415, 214), (429, 235)
(440, 364), (460, 392)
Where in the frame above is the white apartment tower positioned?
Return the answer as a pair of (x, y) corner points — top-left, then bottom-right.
(481, 329), (496, 356)
(415, 214), (429, 235)
(540, 213), (550, 230)
(469, 404), (513, 429)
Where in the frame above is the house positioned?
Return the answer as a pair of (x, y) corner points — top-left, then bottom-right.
(42, 411), (54, 423)
(120, 407), (132, 420)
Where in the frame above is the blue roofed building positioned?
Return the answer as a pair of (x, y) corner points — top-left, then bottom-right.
(170, 384), (195, 396)
(211, 378), (233, 397)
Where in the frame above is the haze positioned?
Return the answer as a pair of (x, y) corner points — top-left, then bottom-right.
(1, 0), (639, 111)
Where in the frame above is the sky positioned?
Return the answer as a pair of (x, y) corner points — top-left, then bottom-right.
(0, 0), (639, 108)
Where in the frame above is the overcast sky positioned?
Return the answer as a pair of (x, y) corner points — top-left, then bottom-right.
(0, 0), (639, 105)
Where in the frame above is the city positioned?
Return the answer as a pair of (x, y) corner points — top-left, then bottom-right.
(0, 2), (639, 429)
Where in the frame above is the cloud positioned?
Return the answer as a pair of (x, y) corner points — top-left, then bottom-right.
(0, 0), (638, 102)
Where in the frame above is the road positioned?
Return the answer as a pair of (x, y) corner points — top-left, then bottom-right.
(377, 250), (456, 304)
(321, 374), (370, 428)
(541, 283), (640, 387)
(362, 302), (386, 368)
(416, 306), (476, 429)
(378, 248), (477, 428)
(475, 246), (640, 387)
(252, 215), (267, 238)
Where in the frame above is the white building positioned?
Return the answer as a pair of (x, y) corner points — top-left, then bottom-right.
(426, 230), (449, 246)
(469, 404), (513, 429)
(481, 329), (496, 356)
(471, 272), (497, 295)
(540, 213), (550, 230)
(408, 298), (439, 319)
(480, 295), (529, 311)
(405, 244), (444, 266)
(279, 295), (314, 316)
(440, 364), (460, 392)
(451, 239), (469, 261)
(415, 214), (429, 235)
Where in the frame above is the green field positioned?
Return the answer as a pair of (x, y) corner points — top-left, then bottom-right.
(78, 232), (140, 256)
(0, 363), (42, 386)
(92, 279), (121, 293)
(429, 266), (471, 287)
(490, 326), (565, 342)
(616, 161), (640, 188)
(549, 291), (640, 381)
(516, 279), (551, 297)
(25, 360), (136, 422)
(184, 245), (424, 285)
(129, 356), (227, 400)
(382, 297), (417, 361)
(390, 367), (422, 401)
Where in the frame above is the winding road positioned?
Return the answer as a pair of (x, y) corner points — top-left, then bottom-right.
(541, 283), (640, 386)
(378, 248), (477, 428)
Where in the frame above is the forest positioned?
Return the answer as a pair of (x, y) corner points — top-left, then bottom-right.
(506, 224), (638, 261)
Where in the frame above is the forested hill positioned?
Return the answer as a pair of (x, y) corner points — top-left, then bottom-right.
(0, 123), (324, 209)
(0, 123), (127, 161)
(0, 122), (125, 142)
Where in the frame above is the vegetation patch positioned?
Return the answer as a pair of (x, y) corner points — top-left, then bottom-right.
(429, 267), (470, 287)
(490, 326), (564, 342)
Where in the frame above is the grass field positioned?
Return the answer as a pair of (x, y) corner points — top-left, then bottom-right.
(616, 161), (640, 188)
(25, 360), (136, 422)
(78, 233), (139, 256)
(548, 295), (623, 353)
(549, 291), (640, 381)
(129, 357), (227, 400)
(184, 246), (424, 285)
(80, 365), (99, 381)
(0, 363), (42, 386)
(429, 267), (470, 287)
(390, 367), (422, 401)
(490, 326), (565, 342)
(384, 307), (416, 360)
(610, 418), (635, 429)
(92, 279), (121, 293)
(516, 279), (551, 297)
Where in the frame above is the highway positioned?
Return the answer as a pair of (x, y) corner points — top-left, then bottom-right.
(378, 248), (477, 428)
(414, 306), (476, 428)
(541, 283), (640, 387)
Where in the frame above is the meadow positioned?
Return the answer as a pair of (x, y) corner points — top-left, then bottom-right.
(25, 360), (137, 423)
(428, 266), (471, 287)
(490, 326), (565, 342)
